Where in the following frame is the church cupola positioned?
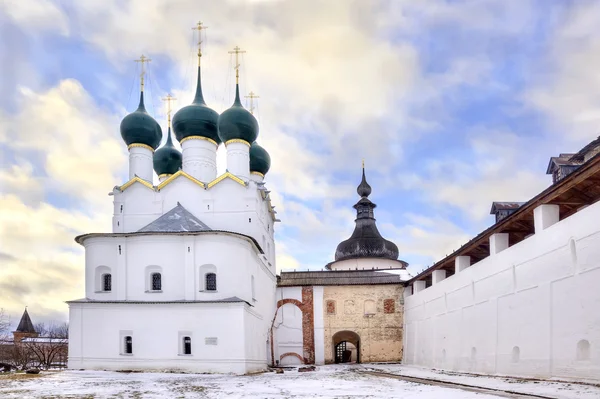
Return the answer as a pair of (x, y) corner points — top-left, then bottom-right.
(249, 141), (270, 182)
(120, 55), (162, 182)
(334, 166), (401, 263)
(218, 46), (257, 179)
(173, 22), (220, 182)
(153, 94), (182, 182)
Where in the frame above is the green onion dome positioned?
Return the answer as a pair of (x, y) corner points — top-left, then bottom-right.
(250, 142), (271, 175)
(120, 91), (162, 150)
(153, 127), (182, 176)
(172, 66), (220, 145)
(218, 84), (258, 144)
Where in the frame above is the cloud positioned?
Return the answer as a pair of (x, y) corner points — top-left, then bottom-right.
(0, 0), (69, 36)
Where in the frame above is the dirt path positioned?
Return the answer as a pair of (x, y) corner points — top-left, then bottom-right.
(359, 370), (559, 399)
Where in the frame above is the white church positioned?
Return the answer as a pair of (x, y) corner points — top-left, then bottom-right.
(68, 28), (600, 380)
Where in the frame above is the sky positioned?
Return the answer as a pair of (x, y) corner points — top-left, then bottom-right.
(1, 0), (600, 326)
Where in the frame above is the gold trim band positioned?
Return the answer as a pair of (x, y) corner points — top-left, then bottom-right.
(157, 170), (206, 190)
(180, 136), (218, 146)
(127, 143), (155, 152)
(207, 172), (246, 188)
(158, 173), (171, 179)
(251, 171), (265, 178)
(225, 139), (250, 147)
(118, 176), (155, 191)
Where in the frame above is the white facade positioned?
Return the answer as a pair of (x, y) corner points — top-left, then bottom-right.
(69, 137), (278, 373)
(403, 201), (600, 381)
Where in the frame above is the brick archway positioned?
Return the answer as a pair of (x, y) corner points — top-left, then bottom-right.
(280, 352), (304, 364)
(270, 287), (314, 366)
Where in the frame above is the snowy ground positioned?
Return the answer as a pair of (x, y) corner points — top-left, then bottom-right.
(0, 364), (598, 398)
(364, 364), (600, 399)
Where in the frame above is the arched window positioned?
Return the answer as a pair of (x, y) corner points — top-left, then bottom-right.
(102, 274), (112, 292)
(577, 340), (591, 361)
(183, 336), (192, 355)
(206, 273), (217, 291)
(124, 336), (132, 354)
(151, 273), (162, 291)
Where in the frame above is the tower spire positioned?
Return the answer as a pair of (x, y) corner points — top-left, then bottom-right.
(245, 91), (259, 115)
(228, 46), (246, 85)
(134, 54), (152, 92)
(192, 21), (208, 67)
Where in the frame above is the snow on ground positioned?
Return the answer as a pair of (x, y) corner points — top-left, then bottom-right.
(0, 365), (501, 399)
(364, 364), (600, 399)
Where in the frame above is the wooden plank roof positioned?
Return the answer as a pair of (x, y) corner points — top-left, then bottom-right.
(409, 151), (600, 285)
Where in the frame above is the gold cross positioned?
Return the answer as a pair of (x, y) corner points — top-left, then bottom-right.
(244, 91), (259, 115)
(192, 21), (208, 65)
(228, 46), (246, 84)
(162, 94), (176, 126)
(135, 54), (152, 92)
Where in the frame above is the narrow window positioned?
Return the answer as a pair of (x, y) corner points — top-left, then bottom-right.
(120, 204), (123, 213)
(152, 273), (162, 291)
(251, 275), (256, 300)
(183, 336), (192, 355)
(577, 340), (591, 361)
(249, 218), (252, 223)
(124, 336), (132, 354)
(103, 274), (112, 292)
(206, 273), (217, 291)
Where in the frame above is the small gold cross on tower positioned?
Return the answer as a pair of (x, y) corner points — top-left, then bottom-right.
(228, 46), (246, 84)
(244, 91), (259, 115)
(134, 54), (152, 92)
(161, 94), (176, 126)
(192, 21), (208, 65)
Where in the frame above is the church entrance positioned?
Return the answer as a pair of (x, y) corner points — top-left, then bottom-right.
(332, 330), (360, 364)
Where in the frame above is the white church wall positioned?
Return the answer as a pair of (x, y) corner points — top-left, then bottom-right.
(329, 258), (404, 271)
(84, 233), (276, 305)
(404, 201), (600, 381)
(68, 302), (263, 374)
(115, 176), (275, 265)
(273, 286), (303, 366)
(313, 286), (325, 365)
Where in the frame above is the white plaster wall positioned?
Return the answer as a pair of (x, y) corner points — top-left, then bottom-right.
(404, 201), (600, 381)
(112, 176), (276, 267)
(273, 287), (303, 366)
(313, 286), (325, 365)
(84, 233), (276, 304)
(68, 302), (265, 374)
(329, 258), (405, 271)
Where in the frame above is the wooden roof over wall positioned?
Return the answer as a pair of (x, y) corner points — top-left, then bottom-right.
(409, 151), (600, 285)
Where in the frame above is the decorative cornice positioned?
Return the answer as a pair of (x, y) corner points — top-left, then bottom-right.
(157, 170), (206, 190)
(225, 139), (250, 147)
(251, 171), (265, 178)
(180, 136), (218, 146)
(118, 176), (154, 191)
(127, 143), (155, 152)
(207, 172), (246, 188)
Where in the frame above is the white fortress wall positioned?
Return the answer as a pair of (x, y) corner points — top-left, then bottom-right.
(403, 201), (600, 381)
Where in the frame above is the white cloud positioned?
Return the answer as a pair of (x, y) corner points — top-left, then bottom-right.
(1, 0), (69, 36)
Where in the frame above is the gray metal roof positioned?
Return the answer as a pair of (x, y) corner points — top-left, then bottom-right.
(138, 203), (210, 233)
(277, 270), (404, 287)
(490, 202), (526, 213)
(15, 308), (36, 333)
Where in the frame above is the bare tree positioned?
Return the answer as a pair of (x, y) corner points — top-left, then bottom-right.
(0, 309), (9, 341)
(25, 323), (68, 369)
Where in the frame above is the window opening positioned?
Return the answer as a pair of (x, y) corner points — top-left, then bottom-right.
(103, 274), (112, 292)
(206, 273), (217, 291)
(124, 336), (132, 354)
(152, 273), (162, 291)
(184, 336), (192, 355)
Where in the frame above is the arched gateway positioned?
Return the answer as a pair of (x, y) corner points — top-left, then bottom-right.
(332, 330), (360, 363)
